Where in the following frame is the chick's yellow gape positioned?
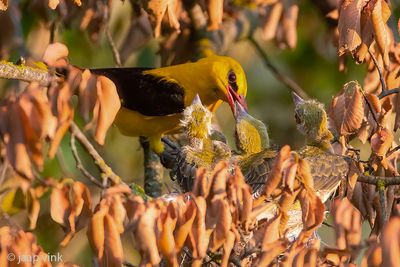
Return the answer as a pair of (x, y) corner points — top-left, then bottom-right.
(90, 55), (247, 153)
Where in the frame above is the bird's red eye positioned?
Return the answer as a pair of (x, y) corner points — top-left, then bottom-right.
(228, 71), (236, 84)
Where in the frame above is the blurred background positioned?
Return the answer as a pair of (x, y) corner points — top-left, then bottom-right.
(0, 0), (379, 265)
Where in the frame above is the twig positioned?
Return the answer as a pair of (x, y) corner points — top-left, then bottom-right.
(249, 37), (309, 99)
(357, 174), (400, 186)
(362, 93), (380, 128)
(69, 122), (121, 185)
(368, 49), (386, 92)
(378, 88), (400, 99)
(56, 149), (70, 176)
(378, 187), (387, 223)
(70, 133), (105, 189)
(0, 161), (9, 186)
(105, 26), (122, 67)
(122, 261), (137, 267)
(0, 61), (55, 86)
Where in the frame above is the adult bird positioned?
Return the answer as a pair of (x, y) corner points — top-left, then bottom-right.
(89, 54), (248, 153)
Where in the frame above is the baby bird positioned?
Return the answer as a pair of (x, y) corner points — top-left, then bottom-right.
(160, 95), (231, 191)
(233, 102), (277, 193)
(292, 92), (348, 202)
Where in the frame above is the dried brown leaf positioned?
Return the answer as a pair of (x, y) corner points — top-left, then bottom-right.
(147, 0), (180, 37)
(104, 214), (124, 267)
(381, 217), (400, 267)
(329, 81), (364, 135)
(174, 199), (196, 251)
(261, 3), (283, 40)
(0, 0), (7, 10)
(263, 145), (291, 198)
(371, 0), (391, 68)
(87, 203), (107, 261)
(158, 202), (178, 266)
(207, 0), (223, 30)
(338, 0), (363, 55)
(371, 127), (393, 157)
(43, 42), (69, 67)
(50, 184), (70, 226)
(94, 76), (121, 145)
(48, 0), (59, 9)
(135, 205), (161, 265)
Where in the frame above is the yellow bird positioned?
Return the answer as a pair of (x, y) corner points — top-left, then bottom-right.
(90, 54), (248, 153)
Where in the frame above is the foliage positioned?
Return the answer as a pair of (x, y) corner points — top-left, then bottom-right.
(0, 0), (400, 266)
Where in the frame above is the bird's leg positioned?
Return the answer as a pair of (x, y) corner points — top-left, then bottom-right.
(140, 136), (163, 197)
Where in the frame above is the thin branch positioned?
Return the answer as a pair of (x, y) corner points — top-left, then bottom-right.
(69, 122), (121, 185)
(368, 49), (386, 92)
(378, 187), (387, 223)
(362, 93), (380, 128)
(249, 37), (309, 99)
(105, 26), (122, 67)
(357, 174), (400, 186)
(378, 88), (400, 99)
(0, 61), (55, 86)
(70, 133), (105, 189)
(56, 149), (70, 176)
(0, 161), (9, 186)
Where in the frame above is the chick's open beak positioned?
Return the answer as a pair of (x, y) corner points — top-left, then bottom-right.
(227, 85), (247, 115)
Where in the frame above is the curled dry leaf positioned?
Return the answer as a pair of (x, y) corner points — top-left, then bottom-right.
(42, 42), (69, 67)
(338, 0), (391, 67)
(0, 226), (52, 266)
(260, 0), (299, 49)
(330, 198), (362, 262)
(93, 76), (121, 145)
(88, 194), (124, 267)
(381, 217), (400, 267)
(0, 0), (7, 10)
(329, 81), (364, 136)
(338, 0), (363, 56)
(371, 127), (393, 157)
(207, 0), (223, 30)
(262, 145), (291, 198)
(50, 181), (92, 246)
(48, 0), (60, 9)
(146, 0), (181, 37)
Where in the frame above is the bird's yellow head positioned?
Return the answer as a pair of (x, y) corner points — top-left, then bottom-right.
(234, 101), (269, 155)
(200, 55), (248, 115)
(180, 95), (212, 139)
(292, 93), (333, 145)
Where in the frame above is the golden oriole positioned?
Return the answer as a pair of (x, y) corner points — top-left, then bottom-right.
(90, 54), (247, 153)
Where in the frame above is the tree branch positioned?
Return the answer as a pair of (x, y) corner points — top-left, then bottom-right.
(378, 88), (400, 99)
(0, 61), (56, 86)
(69, 122), (121, 185)
(357, 174), (400, 186)
(70, 133), (106, 189)
(249, 37), (309, 99)
(105, 26), (122, 67)
(368, 49), (386, 92)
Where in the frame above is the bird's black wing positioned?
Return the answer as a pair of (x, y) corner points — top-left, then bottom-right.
(159, 137), (197, 192)
(90, 68), (185, 116)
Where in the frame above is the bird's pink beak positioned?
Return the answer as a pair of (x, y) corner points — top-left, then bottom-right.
(227, 85), (247, 115)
